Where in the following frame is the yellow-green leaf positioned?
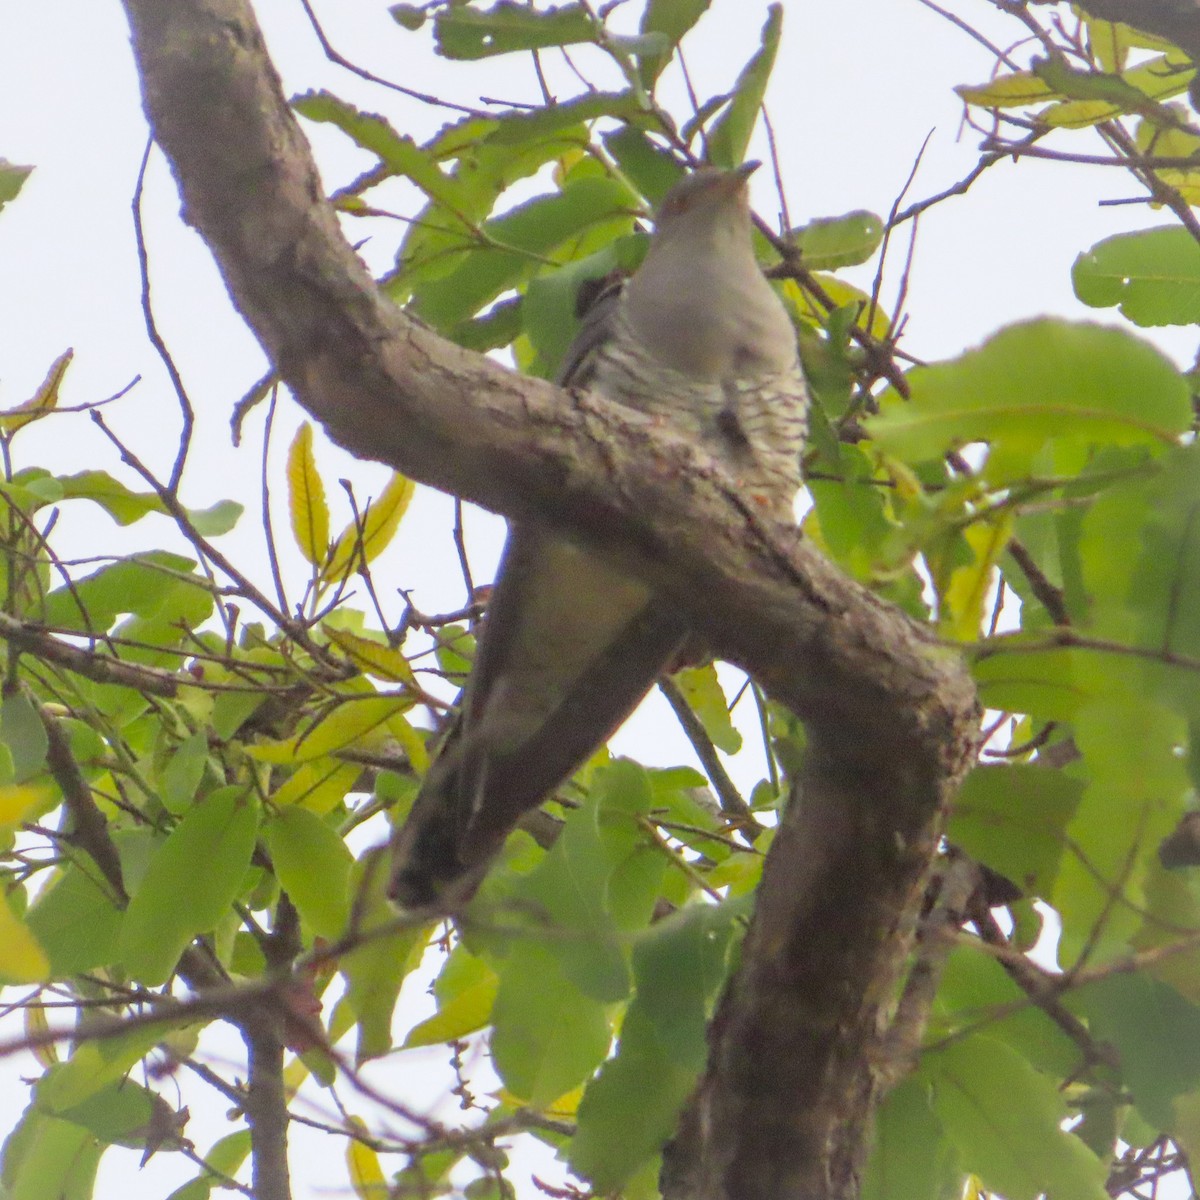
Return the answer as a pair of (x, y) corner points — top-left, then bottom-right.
(0, 349), (72, 434)
(286, 423), (330, 566)
(0, 783), (58, 832)
(0, 893), (49, 983)
(25, 1002), (57, 1067)
(937, 513), (1013, 642)
(263, 694), (414, 765)
(404, 966), (499, 1047)
(270, 758), (360, 815)
(323, 625), (419, 687)
(674, 664), (742, 754)
(385, 711), (430, 775)
(346, 1117), (386, 1200)
(781, 277), (893, 339)
(956, 72), (1057, 109)
(324, 473), (415, 582)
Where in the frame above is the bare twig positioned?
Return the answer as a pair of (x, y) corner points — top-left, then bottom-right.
(132, 138), (195, 495)
(658, 676), (760, 835)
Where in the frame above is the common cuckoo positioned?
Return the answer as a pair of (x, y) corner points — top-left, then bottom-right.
(389, 163), (809, 908)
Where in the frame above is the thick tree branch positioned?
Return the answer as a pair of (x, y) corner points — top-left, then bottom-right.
(118, 3), (981, 1197)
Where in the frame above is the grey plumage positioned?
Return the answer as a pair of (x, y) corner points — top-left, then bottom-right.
(389, 163), (809, 908)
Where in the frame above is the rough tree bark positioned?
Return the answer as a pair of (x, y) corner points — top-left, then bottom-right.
(117, 2), (981, 1197)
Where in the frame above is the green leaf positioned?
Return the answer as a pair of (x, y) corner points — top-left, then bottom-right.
(0, 159), (33, 211)
(947, 764), (1082, 899)
(433, 623), (475, 681)
(26, 863), (122, 977)
(54, 471), (240, 532)
(483, 91), (644, 144)
(165, 1181), (211, 1200)
(490, 940), (612, 1108)
(0, 693), (47, 783)
(1052, 697), (1189, 964)
(569, 898), (744, 1189)
(269, 758), (360, 816)
(39, 1024), (168, 1112)
(868, 320), (1190, 482)
(1079, 445), (1200, 682)
(393, 125), (606, 317)
(0, 1111), (101, 1200)
(433, 2), (595, 60)
(972, 640), (1109, 722)
(159, 731), (210, 817)
(1035, 52), (1193, 127)
(340, 852), (427, 1061)
(41, 551), (213, 635)
(293, 91), (465, 212)
(1036, 53), (1156, 106)
(412, 174), (637, 332)
(706, 4), (781, 168)
(184, 499), (242, 536)
(862, 1077), (959, 1200)
(923, 1034), (1109, 1200)
(638, 0), (712, 86)
(476, 760), (659, 1003)
(52, 1081), (174, 1149)
(931, 947), (1082, 1078)
(805, 438), (898, 581)
(1074, 226), (1200, 326)
(0, 889), (49, 983)
(792, 210), (884, 269)
(118, 786), (260, 986)
(603, 127), (685, 205)
(203, 1128), (252, 1178)
(267, 807), (353, 939)
(1073, 972), (1200, 1128)
(56, 469), (148, 523)
(390, 3), (426, 30)
(449, 296), (523, 353)
(323, 626), (419, 688)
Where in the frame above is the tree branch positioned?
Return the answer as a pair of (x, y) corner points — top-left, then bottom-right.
(117, 3), (981, 1196)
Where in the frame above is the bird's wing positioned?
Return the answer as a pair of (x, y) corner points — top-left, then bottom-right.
(389, 277), (689, 908)
(555, 273), (624, 387)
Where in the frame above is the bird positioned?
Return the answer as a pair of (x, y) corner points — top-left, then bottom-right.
(388, 162), (809, 909)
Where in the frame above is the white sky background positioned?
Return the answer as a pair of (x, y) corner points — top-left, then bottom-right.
(0, 1), (1197, 1197)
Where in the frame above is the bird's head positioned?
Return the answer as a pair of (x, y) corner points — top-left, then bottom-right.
(652, 162), (759, 240)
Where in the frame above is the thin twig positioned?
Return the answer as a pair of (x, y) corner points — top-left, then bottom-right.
(658, 676), (760, 836)
(296, 0), (486, 117)
(132, 138), (195, 496)
(260, 386), (289, 615)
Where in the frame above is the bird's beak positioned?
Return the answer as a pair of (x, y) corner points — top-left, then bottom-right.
(719, 160), (759, 198)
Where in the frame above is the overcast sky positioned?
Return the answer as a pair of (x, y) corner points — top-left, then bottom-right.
(1, 2), (1194, 1197)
